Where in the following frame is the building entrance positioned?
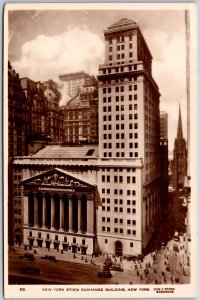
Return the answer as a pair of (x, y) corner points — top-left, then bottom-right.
(72, 245), (77, 253)
(37, 240), (43, 247)
(115, 241), (123, 257)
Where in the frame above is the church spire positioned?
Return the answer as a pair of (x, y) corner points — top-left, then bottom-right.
(177, 105), (183, 139)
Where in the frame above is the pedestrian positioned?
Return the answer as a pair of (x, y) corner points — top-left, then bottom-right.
(135, 264), (137, 270)
(140, 263), (142, 269)
(81, 256), (84, 260)
(85, 257), (88, 263)
(140, 275), (143, 281)
(155, 279), (158, 284)
(137, 270), (140, 276)
(180, 262), (182, 267)
(164, 277), (167, 283)
(90, 259), (93, 264)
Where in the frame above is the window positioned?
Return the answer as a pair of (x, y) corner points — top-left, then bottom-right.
(47, 233), (49, 239)
(129, 43), (132, 49)
(129, 95), (132, 101)
(109, 47), (112, 52)
(120, 86), (124, 92)
(109, 55), (112, 61)
(102, 175), (105, 182)
(132, 220), (136, 225)
(129, 85), (132, 91)
(132, 208), (136, 214)
(107, 227), (110, 232)
(114, 228), (118, 233)
(134, 114), (138, 120)
(134, 123), (138, 129)
(102, 217), (105, 222)
(114, 199), (118, 204)
(127, 219), (131, 225)
(129, 114), (133, 120)
(55, 235), (58, 241)
(129, 104), (132, 110)
(29, 231), (32, 237)
(132, 230), (136, 235)
(105, 239), (108, 244)
(102, 227), (105, 232)
(127, 208), (131, 213)
(130, 242), (133, 247)
(127, 229), (131, 235)
(103, 88), (106, 94)
(114, 207), (118, 212)
(82, 239), (85, 245)
(107, 175), (110, 182)
(114, 218), (118, 223)
(134, 94), (137, 100)
(107, 207), (110, 212)
(129, 52), (133, 58)
(134, 85), (137, 90)
(120, 229), (123, 234)
(116, 87), (119, 92)
(121, 96), (124, 101)
(108, 88), (111, 93)
(64, 236), (67, 242)
(108, 96), (111, 102)
(119, 207), (123, 213)
(102, 206), (105, 211)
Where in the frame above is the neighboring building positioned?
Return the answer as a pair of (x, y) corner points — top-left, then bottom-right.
(14, 18), (161, 257)
(160, 111), (169, 215)
(59, 71), (91, 99)
(43, 81), (64, 144)
(61, 77), (98, 144)
(8, 61), (30, 244)
(171, 105), (187, 190)
(8, 66), (65, 243)
(160, 111), (168, 139)
(160, 139), (169, 215)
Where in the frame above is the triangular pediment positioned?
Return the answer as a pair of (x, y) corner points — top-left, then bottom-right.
(21, 168), (94, 189)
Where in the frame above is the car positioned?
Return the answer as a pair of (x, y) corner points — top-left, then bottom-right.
(41, 255), (57, 261)
(19, 253), (35, 260)
(19, 267), (40, 275)
(97, 270), (112, 278)
(110, 263), (124, 272)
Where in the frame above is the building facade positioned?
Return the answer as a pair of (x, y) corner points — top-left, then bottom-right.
(59, 71), (91, 99)
(97, 18), (161, 253)
(171, 106), (187, 190)
(160, 111), (168, 139)
(61, 77), (98, 144)
(13, 18), (161, 256)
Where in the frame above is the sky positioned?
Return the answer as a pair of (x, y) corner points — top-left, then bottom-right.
(8, 7), (188, 151)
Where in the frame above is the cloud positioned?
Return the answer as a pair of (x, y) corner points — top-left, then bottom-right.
(13, 26), (104, 83)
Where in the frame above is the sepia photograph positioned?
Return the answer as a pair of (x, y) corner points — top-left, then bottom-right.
(4, 2), (197, 298)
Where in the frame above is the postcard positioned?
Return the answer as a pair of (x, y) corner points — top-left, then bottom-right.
(4, 2), (197, 298)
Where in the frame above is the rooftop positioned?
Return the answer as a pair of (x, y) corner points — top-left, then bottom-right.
(33, 145), (99, 159)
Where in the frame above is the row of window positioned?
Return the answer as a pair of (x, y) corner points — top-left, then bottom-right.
(103, 105), (138, 113)
(109, 52), (133, 61)
(104, 239), (134, 248)
(102, 227), (136, 235)
(109, 43), (133, 52)
(103, 85), (137, 94)
(102, 199), (136, 205)
(109, 35), (132, 44)
(102, 175), (136, 184)
(102, 189), (136, 195)
(103, 152), (138, 158)
(101, 167), (135, 172)
(29, 231), (86, 245)
(102, 206), (136, 213)
(103, 94), (138, 103)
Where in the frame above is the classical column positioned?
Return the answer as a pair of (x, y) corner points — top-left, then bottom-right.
(42, 194), (46, 228)
(24, 193), (29, 226)
(60, 195), (64, 231)
(51, 194), (55, 230)
(87, 196), (94, 234)
(77, 195), (82, 233)
(34, 193), (38, 227)
(68, 195), (73, 232)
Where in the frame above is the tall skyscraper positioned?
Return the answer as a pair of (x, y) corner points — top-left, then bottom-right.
(97, 18), (161, 252)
